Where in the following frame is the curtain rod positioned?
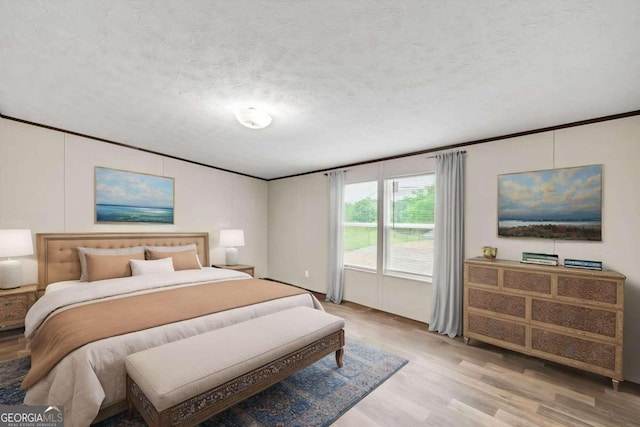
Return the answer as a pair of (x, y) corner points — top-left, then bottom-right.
(324, 150), (467, 176)
(427, 150), (467, 159)
(323, 169), (349, 176)
(324, 148), (468, 175)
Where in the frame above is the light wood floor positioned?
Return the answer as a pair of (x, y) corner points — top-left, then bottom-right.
(2, 298), (639, 426)
(318, 297), (640, 427)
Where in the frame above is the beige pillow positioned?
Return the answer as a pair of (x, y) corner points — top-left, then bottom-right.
(85, 252), (145, 282)
(145, 244), (202, 267)
(147, 249), (201, 271)
(77, 246), (145, 281)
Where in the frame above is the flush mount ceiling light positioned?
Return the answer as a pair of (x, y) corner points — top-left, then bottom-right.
(235, 107), (272, 129)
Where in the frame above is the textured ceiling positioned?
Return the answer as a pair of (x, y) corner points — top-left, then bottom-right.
(1, 1), (639, 180)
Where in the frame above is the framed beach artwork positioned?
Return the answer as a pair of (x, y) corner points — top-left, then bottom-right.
(95, 167), (175, 224)
(498, 164), (602, 241)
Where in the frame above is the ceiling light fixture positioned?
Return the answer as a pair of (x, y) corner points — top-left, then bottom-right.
(235, 107), (272, 129)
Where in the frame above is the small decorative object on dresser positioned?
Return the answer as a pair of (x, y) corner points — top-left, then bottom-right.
(464, 257), (625, 390)
(564, 258), (603, 270)
(212, 264), (254, 277)
(0, 284), (36, 330)
(521, 252), (559, 266)
(482, 246), (497, 259)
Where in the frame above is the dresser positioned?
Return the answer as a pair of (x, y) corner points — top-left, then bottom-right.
(463, 257), (625, 389)
(0, 284), (37, 330)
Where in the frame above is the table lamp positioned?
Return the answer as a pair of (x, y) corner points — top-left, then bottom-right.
(219, 229), (244, 266)
(0, 229), (34, 289)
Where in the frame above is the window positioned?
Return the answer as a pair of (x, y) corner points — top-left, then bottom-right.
(343, 181), (377, 270)
(385, 174), (435, 277)
(343, 173), (436, 279)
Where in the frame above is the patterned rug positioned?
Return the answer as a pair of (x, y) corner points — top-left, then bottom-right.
(0, 339), (407, 426)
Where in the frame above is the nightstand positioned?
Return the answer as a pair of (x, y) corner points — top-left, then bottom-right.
(0, 284), (36, 330)
(212, 264), (255, 277)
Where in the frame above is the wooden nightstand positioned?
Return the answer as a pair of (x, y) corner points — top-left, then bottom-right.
(0, 284), (36, 330)
(212, 264), (255, 277)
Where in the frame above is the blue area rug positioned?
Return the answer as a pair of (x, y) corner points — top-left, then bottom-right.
(0, 339), (407, 426)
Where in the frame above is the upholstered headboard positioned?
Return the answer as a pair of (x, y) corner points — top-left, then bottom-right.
(36, 232), (210, 298)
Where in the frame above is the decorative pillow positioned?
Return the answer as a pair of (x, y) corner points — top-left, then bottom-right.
(77, 246), (145, 281)
(147, 249), (201, 271)
(130, 258), (175, 276)
(145, 244), (202, 267)
(85, 252), (145, 282)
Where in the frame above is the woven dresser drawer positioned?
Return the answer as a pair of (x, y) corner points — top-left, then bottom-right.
(531, 328), (617, 372)
(0, 285), (36, 329)
(467, 265), (498, 286)
(467, 313), (526, 348)
(503, 269), (552, 295)
(1, 295), (29, 322)
(532, 299), (617, 338)
(557, 275), (620, 306)
(468, 288), (526, 318)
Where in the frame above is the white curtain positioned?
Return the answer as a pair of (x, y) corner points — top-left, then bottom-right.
(326, 170), (345, 304)
(429, 151), (465, 337)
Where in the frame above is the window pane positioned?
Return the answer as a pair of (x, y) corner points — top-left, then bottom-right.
(344, 181), (377, 269)
(385, 174), (435, 277)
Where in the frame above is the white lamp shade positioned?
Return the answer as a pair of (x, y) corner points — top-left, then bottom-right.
(0, 229), (33, 258)
(219, 229), (245, 247)
(0, 229), (32, 289)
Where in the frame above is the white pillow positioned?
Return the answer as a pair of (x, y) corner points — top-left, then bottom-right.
(130, 257), (175, 276)
(77, 246), (145, 281)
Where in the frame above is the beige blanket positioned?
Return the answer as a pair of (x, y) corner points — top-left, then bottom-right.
(23, 279), (306, 389)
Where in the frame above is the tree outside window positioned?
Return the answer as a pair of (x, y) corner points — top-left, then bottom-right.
(343, 173), (435, 278)
(343, 181), (377, 270)
(385, 174), (435, 277)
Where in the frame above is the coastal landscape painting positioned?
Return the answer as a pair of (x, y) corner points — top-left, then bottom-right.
(95, 167), (174, 224)
(498, 165), (602, 241)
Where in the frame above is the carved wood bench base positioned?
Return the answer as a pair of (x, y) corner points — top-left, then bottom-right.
(127, 329), (345, 427)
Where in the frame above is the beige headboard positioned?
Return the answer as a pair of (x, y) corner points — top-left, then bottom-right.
(36, 232), (210, 298)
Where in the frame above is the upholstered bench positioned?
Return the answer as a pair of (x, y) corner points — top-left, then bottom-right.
(125, 306), (345, 427)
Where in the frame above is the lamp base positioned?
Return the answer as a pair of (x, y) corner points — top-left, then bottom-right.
(0, 259), (22, 289)
(225, 247), (239, 266)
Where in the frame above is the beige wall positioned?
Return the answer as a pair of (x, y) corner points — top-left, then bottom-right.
(0, 118), (269, 282)
(268, 115), (640, 383)
(268, 173), (329, 292)
(2, 113), (639, 383)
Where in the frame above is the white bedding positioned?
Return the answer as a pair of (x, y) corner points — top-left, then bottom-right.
(44, 280), (82, 294)
(24, 268), (321, 427)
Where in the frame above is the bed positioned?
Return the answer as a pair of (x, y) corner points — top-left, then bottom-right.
(23, 232), (322, 427)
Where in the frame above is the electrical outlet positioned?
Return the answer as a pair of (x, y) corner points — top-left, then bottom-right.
(304, 270), (309, 278)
